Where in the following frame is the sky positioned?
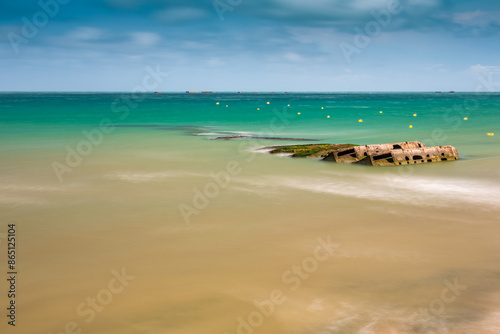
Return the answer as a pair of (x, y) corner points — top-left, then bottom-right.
(0, 0), (499, 91)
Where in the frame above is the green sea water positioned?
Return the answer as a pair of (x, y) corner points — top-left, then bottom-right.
(1, 91), (499, 153)
(1, 92), (500, 334)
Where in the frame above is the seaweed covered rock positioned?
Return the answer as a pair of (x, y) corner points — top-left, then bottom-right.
(261, 141), (459, 166)
(266, 143), (357, 158)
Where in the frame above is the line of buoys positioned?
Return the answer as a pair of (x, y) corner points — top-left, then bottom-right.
(487, 133), (495, 136)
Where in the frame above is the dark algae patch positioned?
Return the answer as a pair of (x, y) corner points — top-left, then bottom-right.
(265, 143), (357, 158)
(212, 135), (318, 141)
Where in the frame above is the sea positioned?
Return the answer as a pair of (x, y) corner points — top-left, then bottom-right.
(0, 92), (499, 334)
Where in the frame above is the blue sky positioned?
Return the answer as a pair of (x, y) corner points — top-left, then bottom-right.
(1, 0), (499, 91)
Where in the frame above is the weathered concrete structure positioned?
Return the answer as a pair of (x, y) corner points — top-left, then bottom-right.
(323, 141), (425, 163)
(259, 141), (459, 166)
(355, 145), (459, 166)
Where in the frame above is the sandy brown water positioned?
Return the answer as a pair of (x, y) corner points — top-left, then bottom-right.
(1, 129), (500, 334)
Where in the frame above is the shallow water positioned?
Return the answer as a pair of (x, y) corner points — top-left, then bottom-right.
(0, 92), (499, 333)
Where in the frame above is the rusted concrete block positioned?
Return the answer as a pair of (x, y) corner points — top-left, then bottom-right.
(356, 145), (459, 166)
(323, 141), (425, 163)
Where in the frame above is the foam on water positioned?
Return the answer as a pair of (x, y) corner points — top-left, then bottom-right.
(194, 130), (254, 137)
(318, 302), (500, 334)
(234, 173), (500, 209)
(0, 193), (48, 206)
(0, 184), (64, 192)
(0, 183), (66, 205)
(104, 171), (205, 183)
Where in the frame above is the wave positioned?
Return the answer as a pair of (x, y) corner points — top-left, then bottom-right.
(0, 185), (63, 192)
(234, 173), (500, 209)
(0, 184), (64, 206)
(319, 301), (500, 333)
(104, 171), (204, 183)
(194, 130), (254, 137)
(0, 194), (48, 206)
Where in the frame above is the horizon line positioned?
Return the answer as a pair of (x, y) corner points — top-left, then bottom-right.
(0, 90), (486, 94)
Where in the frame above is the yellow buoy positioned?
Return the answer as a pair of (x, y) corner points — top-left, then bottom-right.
(358, 119), (363, 123)
(226, 105), (228, 107)
(287, 104), (290, 107)
(216, 102), (219, 105)
(327, 115), (330, 118)
(409, 125), (413, 128)
(463, 117), (468, 120)
(413, 113), (417, 117)
(297, 112), (301, 115)
(257, 108), (260, 111)
(321, 107), (324, 109)
(266, 101), (270, 104)
(379, 111), (383, 114)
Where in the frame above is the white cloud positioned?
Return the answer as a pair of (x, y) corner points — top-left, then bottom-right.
(207, 57), (225, 67)
(422, 64), (445, 72)
(468, 64), (500, 74)
(283, 52), (305, 62)
(452, 10), (483, 23)
(240, 0), (445, 27)
(407, 0), (442, 7)
(180, 41), (213, 50)
(104, 0), (142, 10)
(351, 0), (397, 10)
(68, 27), (104, 41)
(452, 10), (500, 27)
(130, 32), (161, 46)
(155, 7), (208, 24)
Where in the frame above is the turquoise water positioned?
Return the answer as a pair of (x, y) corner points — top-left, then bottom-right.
(1, 92), (500, 334)
(1, 92), (499, 183)
(1, 92), (498, 149)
